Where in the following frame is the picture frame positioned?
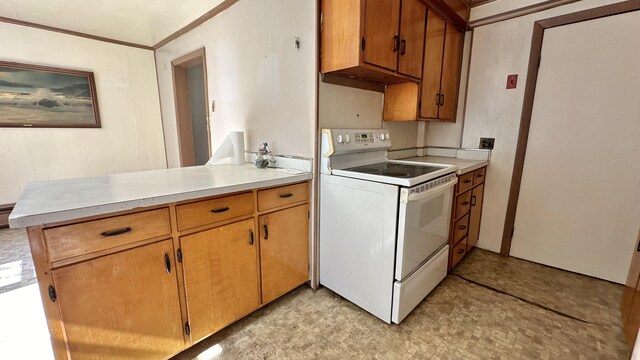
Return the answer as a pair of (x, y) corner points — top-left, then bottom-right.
(0, 61), (101, 128)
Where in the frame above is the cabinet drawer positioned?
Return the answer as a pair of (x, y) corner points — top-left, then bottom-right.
(258, 182), (309, 212)
(473, 167), (486, 185)
(455, 190), (471, 219)
(177, 192), (254, 231)
(457, 172), (474, 193)
(44, 208), (171, 262)
(450, 237), (468, 268)
(453, 214), (469, 244)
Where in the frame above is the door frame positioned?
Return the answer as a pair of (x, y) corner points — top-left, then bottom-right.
(500, 1), (640, 256)
(171, 48), (211, 167)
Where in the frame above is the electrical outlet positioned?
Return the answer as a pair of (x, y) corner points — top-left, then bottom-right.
(506, 74), (518, 89)
(479, 138), (495, 150)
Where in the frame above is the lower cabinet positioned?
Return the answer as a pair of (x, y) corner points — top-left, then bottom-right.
(51, 239), (185, 360)
(259, 204), (310, 304)
(31, 181), (310, 360)
(180, 218), (261, 342)
(448, 167), (486, 270)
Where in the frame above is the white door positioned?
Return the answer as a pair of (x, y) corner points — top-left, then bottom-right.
(510, 11), (640, 283)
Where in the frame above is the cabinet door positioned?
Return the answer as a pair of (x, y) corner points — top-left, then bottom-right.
(259, 204), (309, 304)
(397, 0), (427, 78)
(52, 240), (185, 360)
(181, 219), (260, 342)
(438, 24), (463, 121)
(363, 0), (401, 71)
(419, 10), (446, 119)
(467, 183), (484, 249)
(622, 231), (640, 353)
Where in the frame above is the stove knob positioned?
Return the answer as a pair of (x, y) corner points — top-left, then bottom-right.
(344, 135), (350, 143)
(379, 134), (385, 141)
(385, 133), (390, 141)
(336, 135), (343, 144)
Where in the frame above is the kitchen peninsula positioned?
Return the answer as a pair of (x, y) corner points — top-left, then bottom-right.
(9, 163), (312, 360)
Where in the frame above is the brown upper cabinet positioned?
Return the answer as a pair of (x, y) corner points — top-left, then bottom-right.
(384, 10), (464, 122)
(420, 11), (463, 121)
(321, 0), (427, 84)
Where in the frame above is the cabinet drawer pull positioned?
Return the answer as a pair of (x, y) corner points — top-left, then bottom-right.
(279, 193), (293, 199)
(477, 174), (484, 178)
(263, 224), (269, 240)
(164, 253), (171, 274)
(435, 93), (441, 106)
(400, 39), (406, 55)
(393, 35), (399, 52)
(461, 201), (470, 206)
(211, 207), (230, 213)
(463, 179), (471, 184)
(458, 225), (466, 231)
(440, 94), (445, 106)
(472, 195), (477, 206)
(457, 248), (465, 254)
(101, 227), (132, 237)
(249, 229), (254, 245)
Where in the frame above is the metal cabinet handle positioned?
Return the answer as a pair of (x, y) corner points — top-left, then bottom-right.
(464, 179), (472, 184)
(440, 94), (445, 106)
(101, 227), (132, 237)
(400, 39), (407, 55)
(457, 248), (465, 254)
(435, 93), (441, 106)
(471, 195), (477, 206)
(164, 253), (171, 273)
(249, 229), (254, 245)
(462, 201), (470, 206)
(477, 174), (484, 178)
(263, 224), (269, 240)
(279, 193), (293, 198)
(211, 207), (230, 213)
(393, 35), (399, 52)
(458, 225), (466, 230)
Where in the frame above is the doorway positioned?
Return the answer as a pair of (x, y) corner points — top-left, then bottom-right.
(501, 6), (640, 283)
(172, 48), (211, 167)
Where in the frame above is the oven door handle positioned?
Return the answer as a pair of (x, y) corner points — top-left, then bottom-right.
(402, 179), (457, 203)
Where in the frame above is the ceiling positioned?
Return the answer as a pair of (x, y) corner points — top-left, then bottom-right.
(0, 0), (226, 47)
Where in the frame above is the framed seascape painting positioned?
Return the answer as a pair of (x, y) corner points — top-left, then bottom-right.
(0, 61), (100, 128)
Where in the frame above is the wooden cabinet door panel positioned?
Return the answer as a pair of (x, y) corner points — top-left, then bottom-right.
(419, 10), (446, 119)
(52, 240), (185, 360)
(467, 183), (484, 249)
(438, 25), (463, 121)
(397, 0), (427, 78)
(181, 219), (260, 342)
(260, 204), (309, 304)
(363, 0), (401, 71)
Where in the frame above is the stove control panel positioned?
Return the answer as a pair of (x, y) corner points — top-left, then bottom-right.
(323, 128), (392, 156)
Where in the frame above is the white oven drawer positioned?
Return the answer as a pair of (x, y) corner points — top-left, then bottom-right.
(391, 245), (448, 324)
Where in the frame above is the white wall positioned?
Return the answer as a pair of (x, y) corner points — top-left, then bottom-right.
(155, 0), (316, 166)
(0, 22), (166, 205)
(432, 0), (627, 253)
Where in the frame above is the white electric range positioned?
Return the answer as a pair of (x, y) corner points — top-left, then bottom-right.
(319, 128), (458, 324)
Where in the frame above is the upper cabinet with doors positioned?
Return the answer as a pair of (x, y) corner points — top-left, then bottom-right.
(419, 10), (463, 121)
(321, 0), (427, 84)
(384, 9), (465, 122)
(321, 0), (468, 88)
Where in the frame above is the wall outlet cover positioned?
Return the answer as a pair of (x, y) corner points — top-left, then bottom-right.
(479, 138), (495, 150)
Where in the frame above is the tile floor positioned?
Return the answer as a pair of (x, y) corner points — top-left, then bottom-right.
(0, 228), (629, 359)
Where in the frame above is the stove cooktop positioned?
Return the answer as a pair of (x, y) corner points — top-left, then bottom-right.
(331, 160), (457, 187)
(343, 162), (446, 179)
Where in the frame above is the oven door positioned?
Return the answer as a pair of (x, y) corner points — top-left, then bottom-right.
(395, 175), (457, 281)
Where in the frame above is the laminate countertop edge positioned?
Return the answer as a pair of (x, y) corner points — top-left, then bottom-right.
(400, 156), (490, 175)
(9, 163), (312, 228)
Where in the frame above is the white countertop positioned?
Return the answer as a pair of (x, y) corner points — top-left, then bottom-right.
(400, 156), (489, 175)
(9, 163), (311, 228)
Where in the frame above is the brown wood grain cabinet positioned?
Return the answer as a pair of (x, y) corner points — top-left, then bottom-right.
(27, 181), (310, 360)
(448, 167), (487, 271)
(384, 10), (464, 122)
(621, 230), (640, 353)
(321, 0), (426, 85)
